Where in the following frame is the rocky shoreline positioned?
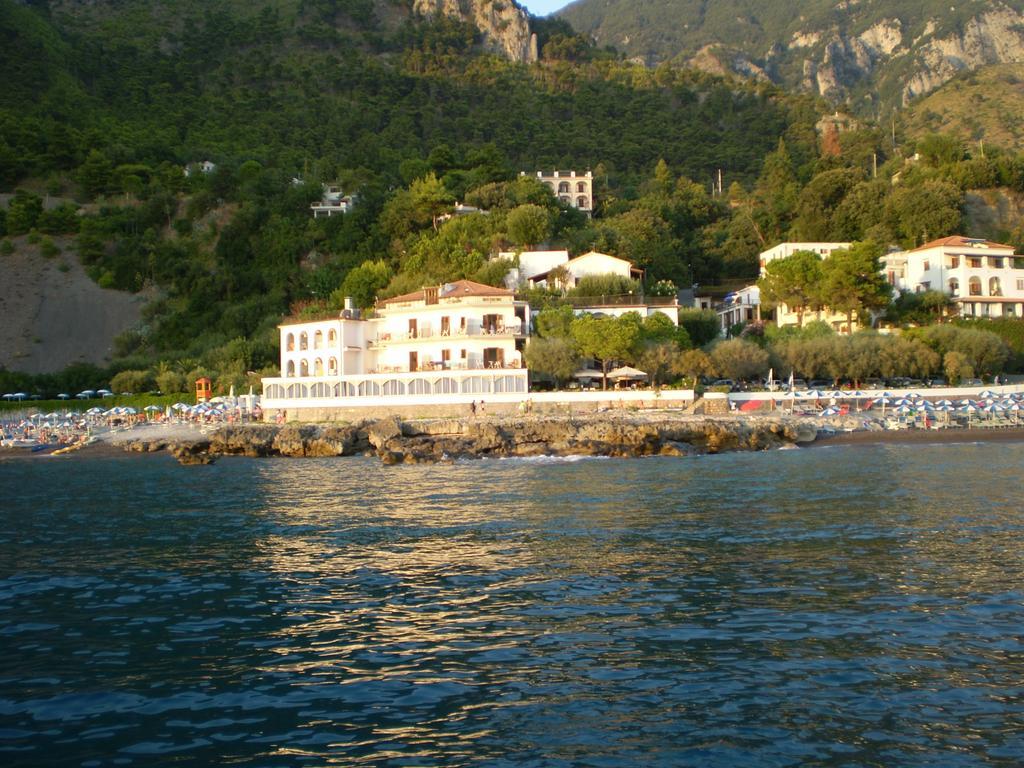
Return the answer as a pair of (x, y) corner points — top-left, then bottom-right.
(118, 415), (820, 465)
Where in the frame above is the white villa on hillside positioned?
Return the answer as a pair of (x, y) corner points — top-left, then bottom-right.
(261, 281), (530, 411)
(527, 251), (643, 289)
(884, 236), (1024, 318)
(310, 185), (355, 218)
(522, 170), (593, 213)
(499, 249), (677, 324)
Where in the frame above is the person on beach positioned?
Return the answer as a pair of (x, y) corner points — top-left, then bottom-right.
(479, 400), (486, 417)
(470, 400), (476, 417)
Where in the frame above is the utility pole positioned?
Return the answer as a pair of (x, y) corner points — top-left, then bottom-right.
(872, 152), (877, 179)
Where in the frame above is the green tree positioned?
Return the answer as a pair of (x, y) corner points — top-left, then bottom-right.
(678, 308), (720, 347)
(334, 260), (392, 310)
(710, 338), (769, 381)
(534, 305), (575, 338)
(5, 191), (43, 235)
(819, 242), (891, 333)
(676, 348), (716, 380)
(525, 336), (579, 386)
(506, 204), (551, 248)
(570, 314), (641, 389)
(888, 179), (962, 246)
(757, 249), (823, 328)
(410, 172), (455, 231)
(77, 149), (114, 200)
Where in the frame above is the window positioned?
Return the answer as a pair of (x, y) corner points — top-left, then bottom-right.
(969, 276), (982, 296)
(441, 349), (451, 367)
(949, 278), (960, 297)
(300, 359), (309, 376)
(314, 330), (323, 349)
(923, 260), (930, 271)
(328, 329), (337, 343)
(968, 257), (982, 268)
(990, 277), (1002, 296)
(1017, 279), (1024, 291)
(314, 358), (323, 376)
(991, 257), (1004, 268)
(328, 357), (337, 375)
(576, 181), (586, 193)
(286, 360), (295, 377)
(577, 196), (588, 208)
(286, 333), (295, 351)
(948, 256), (959, 268)
(558, 181), (570, 193)
(299, 332), (308, 350)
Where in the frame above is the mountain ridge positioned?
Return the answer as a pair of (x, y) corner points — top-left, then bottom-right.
(558, 0), (1024, 113)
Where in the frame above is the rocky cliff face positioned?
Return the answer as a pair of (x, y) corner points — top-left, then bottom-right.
(561, 0), (1024, 109)
(414, 0), (538, 63)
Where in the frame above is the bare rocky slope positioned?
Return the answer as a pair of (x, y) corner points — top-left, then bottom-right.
(0, 239), (144, 375)
(559, 0), (1024, 111)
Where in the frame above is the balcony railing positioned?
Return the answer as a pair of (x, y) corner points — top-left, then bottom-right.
(372, 325), (524, 345)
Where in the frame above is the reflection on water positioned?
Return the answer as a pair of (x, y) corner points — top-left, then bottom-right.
(1, 445), (1024, 766)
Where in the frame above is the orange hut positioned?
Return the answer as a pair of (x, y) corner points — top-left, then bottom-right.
(195, 377), (213, 403)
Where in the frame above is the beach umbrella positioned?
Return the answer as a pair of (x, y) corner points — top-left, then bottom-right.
(77, 390), (96, 399)
(1007, 402), (1021, 423)
(12, 393), (27, 401)
(57, 393), (70, 400)
(979, 389), (997, 399)
(144, 405), (162, 412)
(573, 369), (603, 379)
(959, 402), (979, 427)
(607, 366), (648, 380)
(821, 406), (841, 417)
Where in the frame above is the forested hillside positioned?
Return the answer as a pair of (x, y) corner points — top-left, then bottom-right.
(2, 0), (1024, 394)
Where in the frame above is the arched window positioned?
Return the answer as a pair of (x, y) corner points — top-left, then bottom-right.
(559, 195), (570, 204)
(357, 381), (380, 397)
(286, 360), (295, 377)
(299, 332), (308, 350)
(314, 358), (324, 376)
(408, 379), (431, 395)
(558, 181), (570, 193)
(576, 181), (586, 193)
(948, 278), (960, 297)
(576, 196), (588, 208)
(382, 380), (405, 396)
(327, 357), (337, 375)
(300, 360), (309, 376)
(969, 277), (982, 296)
(328, 329), (337, 344)
(314, 330), (323, 349)
(990, 277), (1002, 296)
(286, 333), (295, 351)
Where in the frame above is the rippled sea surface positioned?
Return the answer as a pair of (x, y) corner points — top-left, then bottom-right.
(2, 444), (1024, 766)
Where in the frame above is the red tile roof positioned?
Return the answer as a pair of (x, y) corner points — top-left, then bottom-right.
(911, 236), (1015, 252)
(379, 280), (513, 305)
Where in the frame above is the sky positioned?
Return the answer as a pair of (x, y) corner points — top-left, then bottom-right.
(519, 0), (574, 16)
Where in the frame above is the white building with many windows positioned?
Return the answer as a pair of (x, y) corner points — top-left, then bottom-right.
(884, 236), (1024, 318)
(261, 281), (530, 413)
(523, 170), (593, 213)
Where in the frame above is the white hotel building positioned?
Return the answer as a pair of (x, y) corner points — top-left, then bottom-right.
(884, 236), (1024, 318)
(261, 281), (530, 413)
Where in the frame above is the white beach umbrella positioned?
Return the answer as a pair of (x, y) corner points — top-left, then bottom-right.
(57, 393), (70, 400)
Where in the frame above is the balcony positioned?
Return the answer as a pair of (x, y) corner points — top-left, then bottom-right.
(372, 324), (524, 346)
(370, 360), (522, 374)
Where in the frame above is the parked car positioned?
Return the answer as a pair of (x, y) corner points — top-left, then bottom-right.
(711, 379), (736, 391)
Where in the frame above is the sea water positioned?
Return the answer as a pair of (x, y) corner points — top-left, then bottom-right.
(1, 444), (1023, 766)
